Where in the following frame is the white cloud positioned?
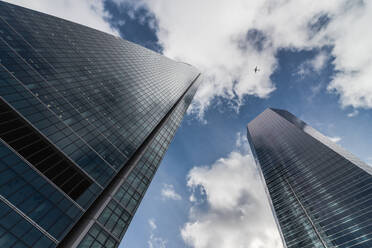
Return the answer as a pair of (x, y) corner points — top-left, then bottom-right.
(297, 51), (329, 77)
(326, 2), (372, 110)
(325, 135), (341, 143)
(347, 109), (359, 118)
(148, 235), (167, 248)
(142, 0), (278, 119)
(149, 219), (157, 230)
(114, 0), (372, 120)
(181, 134), (283, 248)
(311, 52), (328, 72)
(235, 132), (250, 154)
(5, 0), (118, 36)
(148, 219), (167, 248)
(189, 194), (196, 203)
(161, 184), (182, 200)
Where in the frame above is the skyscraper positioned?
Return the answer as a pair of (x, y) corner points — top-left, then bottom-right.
(0, 2), (200, 248)
(247, 108), (372, 248)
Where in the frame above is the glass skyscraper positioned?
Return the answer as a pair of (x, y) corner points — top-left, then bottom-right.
(0, 2), (200, 248)
(247, 108), (372, 248)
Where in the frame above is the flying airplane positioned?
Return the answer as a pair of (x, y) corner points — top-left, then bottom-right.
(254, 66), (260, 73)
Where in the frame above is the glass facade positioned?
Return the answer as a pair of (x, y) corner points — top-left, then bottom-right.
(0, 1), (200, 248)
(247, 108), (372, 248)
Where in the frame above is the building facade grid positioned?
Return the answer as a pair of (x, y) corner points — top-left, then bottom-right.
(247, 108), (372, 248)
(0, 1), (200, 247)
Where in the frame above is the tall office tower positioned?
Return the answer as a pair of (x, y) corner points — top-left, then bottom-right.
(247, 108), (372, 248)
(0, 2), (200, 248)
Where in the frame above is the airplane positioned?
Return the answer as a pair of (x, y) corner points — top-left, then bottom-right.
(254, 66), (260, 73)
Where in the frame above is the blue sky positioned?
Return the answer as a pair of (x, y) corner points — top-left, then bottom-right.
(6, 0), (372, 247)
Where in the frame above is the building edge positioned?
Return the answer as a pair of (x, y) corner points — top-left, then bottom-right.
(246, 125), (288, 248)
(57, 73), (201, 248)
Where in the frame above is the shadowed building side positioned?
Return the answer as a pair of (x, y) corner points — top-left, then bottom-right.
(0, 1), (200, 247)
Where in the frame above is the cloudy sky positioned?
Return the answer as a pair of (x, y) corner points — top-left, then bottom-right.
(5, 0), (372, 247)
